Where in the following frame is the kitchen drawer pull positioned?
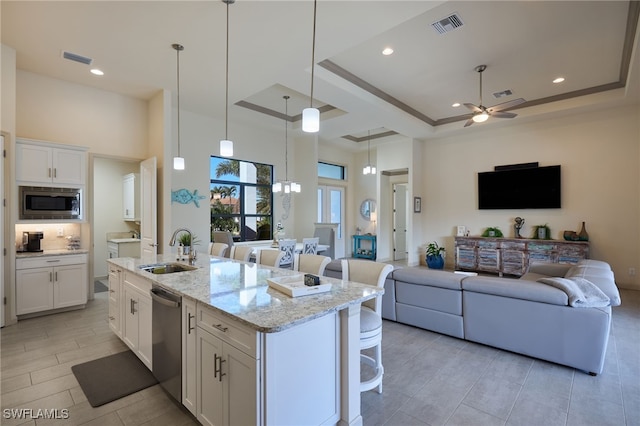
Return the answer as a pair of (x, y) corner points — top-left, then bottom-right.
(213, 323), (228, 333)
(46, 259), (61, 263)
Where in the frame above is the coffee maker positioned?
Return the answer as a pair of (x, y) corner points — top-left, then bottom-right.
(21, 231), (44, 252)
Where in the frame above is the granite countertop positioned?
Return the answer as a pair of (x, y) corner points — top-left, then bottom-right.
(16, 249), (89, 258)
(108, 254), (382, 333)
(108, 238), (141, 243)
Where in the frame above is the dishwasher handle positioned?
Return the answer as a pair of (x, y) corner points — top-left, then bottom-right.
(150, 288), (181, 308)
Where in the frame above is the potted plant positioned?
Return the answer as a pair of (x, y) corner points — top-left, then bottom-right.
(178, 233), (200, 254)
(482, 227), (503, 238)
(425, 241), (445, 269)
(532, 224), (551, 240)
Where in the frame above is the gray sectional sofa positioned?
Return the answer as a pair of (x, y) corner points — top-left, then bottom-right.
(324, 259), (620, 375)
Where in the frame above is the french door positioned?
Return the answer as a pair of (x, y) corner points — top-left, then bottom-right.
(317, 185), (345, 259)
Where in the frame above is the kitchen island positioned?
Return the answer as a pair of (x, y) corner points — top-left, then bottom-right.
(107, 254), (382, 426)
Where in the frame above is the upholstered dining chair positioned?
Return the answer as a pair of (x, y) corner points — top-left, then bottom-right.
(301, 237), (319, 255)
(341, 258), (394, 394)
(212, 231), (234, 258)
(210, 242), (228, 257)
(256, 249), (285, 267)
(230, 246), (252, 262)
(293, 253), (331, 276)
(278, 239), (297, 269)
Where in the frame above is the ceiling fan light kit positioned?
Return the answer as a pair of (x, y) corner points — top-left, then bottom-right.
(464, 64), (525, 127)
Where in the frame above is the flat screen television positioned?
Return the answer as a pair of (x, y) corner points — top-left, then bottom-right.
(478, 165), (561, 209)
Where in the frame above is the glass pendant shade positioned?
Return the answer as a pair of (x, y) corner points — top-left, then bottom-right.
(173, 156), (185, 170)
(363, 165), (371, 175)
(272, 182), (282, 192)
(473, 111), (489, 123)
(302, 107), (320, 133)
(371, 165), (377, 174)
(220, 139), (233, 157)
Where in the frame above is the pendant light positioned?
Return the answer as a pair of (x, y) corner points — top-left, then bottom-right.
(172, 43), (185, 170)
(273, 96), (301, 194)
(362, 131), (377, 175)
(302, 0), (320, 133)
(220, 0), (234, 157)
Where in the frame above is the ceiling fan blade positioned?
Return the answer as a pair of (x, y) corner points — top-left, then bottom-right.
(491, 111), (518, 119)
(488, 98), (526, 113)
(463, 103), (482, 113)
(464, 118), (475, 127)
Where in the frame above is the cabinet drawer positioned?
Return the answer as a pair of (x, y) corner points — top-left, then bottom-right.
(123, 271), (151, 294)
(17, 254), (87, 270)
(197, 304), (260, 358)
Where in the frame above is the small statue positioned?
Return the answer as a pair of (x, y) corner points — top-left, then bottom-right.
(514, 217), (525, 238)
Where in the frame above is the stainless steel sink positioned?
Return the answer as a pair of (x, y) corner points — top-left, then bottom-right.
(139, 262), (197, 274)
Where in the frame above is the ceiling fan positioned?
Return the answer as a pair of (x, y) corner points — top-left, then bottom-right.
(464, 65), (525, 127)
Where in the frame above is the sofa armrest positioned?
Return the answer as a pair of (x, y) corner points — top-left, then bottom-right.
(527, 262), (572, 277)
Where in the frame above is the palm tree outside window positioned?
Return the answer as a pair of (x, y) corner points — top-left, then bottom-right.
(210, 156), (273, 242)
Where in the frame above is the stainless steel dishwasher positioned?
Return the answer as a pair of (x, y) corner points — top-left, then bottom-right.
(150, 285), (182, 403)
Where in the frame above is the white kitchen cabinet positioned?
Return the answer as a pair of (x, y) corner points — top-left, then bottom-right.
(108, 264), (122, 336)
(16, 254), (88, 315)
(123, 173), (140, 221)
(108, 240), (140, 259)
(196, 304), (260, 426)
(122, 271), (152, 369)
(182, 298), (197, 416)
(16, 139), (86, 186)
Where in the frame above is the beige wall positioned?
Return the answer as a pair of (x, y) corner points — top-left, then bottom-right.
(421, 104), (640, 289)
(16, 71), (148, 158)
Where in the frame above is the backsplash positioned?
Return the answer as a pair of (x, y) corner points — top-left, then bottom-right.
(15, 223), (82, 251)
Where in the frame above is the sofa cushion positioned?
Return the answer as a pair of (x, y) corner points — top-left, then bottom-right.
(392, 268), (464, 290)
(565, 265), (621, 306)
(396, 281), (462, 315)
(461, 276), (568, 306)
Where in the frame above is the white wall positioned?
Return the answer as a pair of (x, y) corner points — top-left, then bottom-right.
(167, 107), (300, 255)
(93, 157), (140, 278)
(16, 71), (148, 158)
(420, 104), (640, 289)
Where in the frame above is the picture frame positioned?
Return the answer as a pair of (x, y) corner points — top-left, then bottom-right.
(413, 196), (422, 213)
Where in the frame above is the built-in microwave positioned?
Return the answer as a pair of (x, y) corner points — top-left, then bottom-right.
(20, 186), (81, 220)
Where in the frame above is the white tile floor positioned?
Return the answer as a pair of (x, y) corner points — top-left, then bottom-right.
(2, 289), (639, 425)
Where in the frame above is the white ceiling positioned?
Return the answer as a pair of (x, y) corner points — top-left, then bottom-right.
(2, 1), (639, 151)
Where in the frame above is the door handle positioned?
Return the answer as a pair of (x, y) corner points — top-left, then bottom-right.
(188, 313), (195, 334)
(49, 272), (53, 282)
(214, 354), (226, 382)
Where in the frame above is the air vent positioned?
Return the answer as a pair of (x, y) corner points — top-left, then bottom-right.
(493, 89), (514, 99)
(431, 13), (464, 34)
(62, 51), (93, 65)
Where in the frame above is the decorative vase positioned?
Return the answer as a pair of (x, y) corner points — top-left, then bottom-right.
(426, 255), (445, 269)
(578, 222), (589, 241)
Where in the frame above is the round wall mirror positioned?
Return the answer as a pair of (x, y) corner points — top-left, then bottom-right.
(360, 199), (376, 220)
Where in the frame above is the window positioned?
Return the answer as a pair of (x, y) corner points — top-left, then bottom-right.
(318, 162), (346, 180)
(210, 156), (273, 242)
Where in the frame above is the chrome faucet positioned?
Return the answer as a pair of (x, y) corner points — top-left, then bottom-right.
(169, 228), (197, 265)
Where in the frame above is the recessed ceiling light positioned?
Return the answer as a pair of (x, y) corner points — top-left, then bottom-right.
(553, 77), (565, 84)
(90, 68), (104, 76)
(452, 102), (461, 107)
(382, 47), (394, 56)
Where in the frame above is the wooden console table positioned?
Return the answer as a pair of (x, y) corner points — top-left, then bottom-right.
(454, 236), (589, 277)
(352, 235), (376, 260)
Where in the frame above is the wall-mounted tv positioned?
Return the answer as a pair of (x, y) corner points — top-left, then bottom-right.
(478, 164), (561, 210)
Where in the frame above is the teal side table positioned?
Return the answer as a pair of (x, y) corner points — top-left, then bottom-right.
(352, 235), (377, 260)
